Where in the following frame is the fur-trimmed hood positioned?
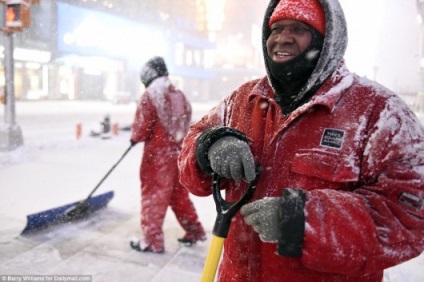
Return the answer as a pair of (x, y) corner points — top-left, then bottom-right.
(262, 0), (348, 103)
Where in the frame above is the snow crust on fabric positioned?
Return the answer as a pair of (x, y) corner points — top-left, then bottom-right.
(0, 100), (422, 281)
(147, 77), (191, 143)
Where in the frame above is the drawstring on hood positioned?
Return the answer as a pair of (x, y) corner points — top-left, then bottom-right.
(263, 0), (348, 114)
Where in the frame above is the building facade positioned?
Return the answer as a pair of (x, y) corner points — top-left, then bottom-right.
(0, 0), (266, 103)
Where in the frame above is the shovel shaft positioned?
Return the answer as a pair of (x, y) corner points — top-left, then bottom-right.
(86, 144), (134, 199)
(201, 167), (260, 281)
(201, 235), (225, 282)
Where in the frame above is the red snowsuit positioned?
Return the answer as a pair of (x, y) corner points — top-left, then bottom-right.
(131, 76), (205, 251)
(179, 63), (424, 281)
(178, 0), (424, 281)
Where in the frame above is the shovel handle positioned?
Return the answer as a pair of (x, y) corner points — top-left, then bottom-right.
(200, 235), (225, 282)
(85, 143), (134, 200)
(212, 165), (260, 238)
(201, 166), (260, 282)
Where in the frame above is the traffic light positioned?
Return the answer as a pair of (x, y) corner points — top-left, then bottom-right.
(2, 0), (30, 31)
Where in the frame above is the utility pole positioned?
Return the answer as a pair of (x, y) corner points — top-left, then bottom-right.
(0, 29), (23, 151)
(0, 0), (39, 151)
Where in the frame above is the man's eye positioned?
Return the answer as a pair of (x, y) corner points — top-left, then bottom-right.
(271, 27), (283, 34)
(293, 26), (310, 34)
(293, 26), (311, 35)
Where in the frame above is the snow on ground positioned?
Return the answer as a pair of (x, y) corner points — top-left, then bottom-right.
(0, 100), (218, 282)
(0, 100), (423, 281)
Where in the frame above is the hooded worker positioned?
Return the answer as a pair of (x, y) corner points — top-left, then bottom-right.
(130, 56), (206, 253)
(178, 0), (424, 281)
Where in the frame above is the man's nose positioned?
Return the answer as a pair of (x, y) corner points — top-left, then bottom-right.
(276, 29), (295, 43)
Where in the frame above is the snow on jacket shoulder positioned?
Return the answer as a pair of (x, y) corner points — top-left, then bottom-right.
(178, 63), (424, 281)
(131, 76), (192, 148)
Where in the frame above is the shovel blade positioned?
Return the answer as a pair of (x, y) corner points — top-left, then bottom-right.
(21, 191), (114, 235)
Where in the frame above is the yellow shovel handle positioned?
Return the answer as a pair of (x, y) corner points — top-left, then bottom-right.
(201, 235), (225, 282)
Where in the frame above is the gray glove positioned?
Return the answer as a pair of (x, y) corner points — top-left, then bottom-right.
(240, 197), (283, 242)
(208, 136), (256, 182)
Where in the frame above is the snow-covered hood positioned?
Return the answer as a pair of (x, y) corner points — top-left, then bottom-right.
(262, 0), (348, 103)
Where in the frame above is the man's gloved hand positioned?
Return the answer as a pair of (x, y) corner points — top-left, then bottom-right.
(241, 197), (283, 242)
(208, 136), (256, 182)
(130, 139), (138, 146)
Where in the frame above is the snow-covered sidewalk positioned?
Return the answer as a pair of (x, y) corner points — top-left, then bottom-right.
(0, 134), (216, 282)
(0, 101), (217, 281)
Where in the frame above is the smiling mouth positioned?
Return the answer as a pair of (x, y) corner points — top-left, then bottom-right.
(272, 51), (295, 62)
(276, 52), (293, 57)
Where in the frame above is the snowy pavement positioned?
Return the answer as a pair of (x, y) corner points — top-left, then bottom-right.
(0, 101), (216, 282)
(0, 101), (423, 282)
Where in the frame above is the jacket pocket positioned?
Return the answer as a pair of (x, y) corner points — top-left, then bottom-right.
(291, 149), (359, 182)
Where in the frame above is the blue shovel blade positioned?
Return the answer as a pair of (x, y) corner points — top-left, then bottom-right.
(21, 191), (114, 235)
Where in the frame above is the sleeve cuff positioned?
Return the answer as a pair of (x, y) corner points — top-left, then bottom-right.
(195, 126), (248, 175)
(277, 188), (306, 258)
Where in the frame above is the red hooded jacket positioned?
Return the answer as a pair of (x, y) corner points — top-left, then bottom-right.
(179, 63), (424, 281)
(178, 0), (424, 281)
(131, 76), (191, 150)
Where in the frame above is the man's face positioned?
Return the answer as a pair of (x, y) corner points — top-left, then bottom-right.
(266, 19), (313, 63)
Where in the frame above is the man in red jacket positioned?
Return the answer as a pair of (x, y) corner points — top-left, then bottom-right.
(130, 56), (205, 254)
(178, 0), (424, 281)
